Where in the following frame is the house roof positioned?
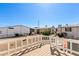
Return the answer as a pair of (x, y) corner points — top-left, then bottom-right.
(61, 24), (79, 28)
(0, 25), (30, 29)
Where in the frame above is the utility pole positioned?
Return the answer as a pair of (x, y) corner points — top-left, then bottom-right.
(37, 20), (40, 34)
(58, 24), (62, 33)
(38, 20), (40, 28)
(51, 25), (55, 34)
(7, 28), (8, 38)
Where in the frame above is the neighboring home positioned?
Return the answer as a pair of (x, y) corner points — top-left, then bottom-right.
(38, 28), (51, 34)
(35, 27), (55, 34)
(0, 25), (30, 38)
(56, 24), (79, 39)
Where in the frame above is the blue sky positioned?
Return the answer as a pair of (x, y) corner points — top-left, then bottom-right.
(0, 3), (79, 28)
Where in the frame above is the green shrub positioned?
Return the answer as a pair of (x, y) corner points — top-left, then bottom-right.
(42, 31), (51, 36)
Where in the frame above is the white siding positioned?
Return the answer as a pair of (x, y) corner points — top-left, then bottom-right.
(60, 26), (79, 38)
(72, 27), (79, 38)
(0, 25), (30, 38)
(0, 28), (7, 38)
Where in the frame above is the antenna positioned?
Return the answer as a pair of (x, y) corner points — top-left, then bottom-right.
(38, 20), (40, 28)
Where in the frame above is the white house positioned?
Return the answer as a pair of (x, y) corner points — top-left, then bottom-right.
(57, 24), (79, 39)
(0, 25), (30, 38)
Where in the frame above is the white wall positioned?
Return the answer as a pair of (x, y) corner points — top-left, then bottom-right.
(60, 27), (79, 38)
(0, 28), (7, 38)
(0, 25), (30, 38)
(72, 27), (79, 38)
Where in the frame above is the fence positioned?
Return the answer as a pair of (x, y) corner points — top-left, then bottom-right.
(42, 35), (50, 45)
(50, 36), (79, 56)
(0, 35), (51, 56)
(0, 35), (43, 56)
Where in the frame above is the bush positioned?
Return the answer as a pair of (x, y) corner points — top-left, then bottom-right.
(42, 31), (51, 36)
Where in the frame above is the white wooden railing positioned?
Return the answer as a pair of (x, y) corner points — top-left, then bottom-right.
(50, 36), (79, 56)
(1, 34), (79, 56)
(0, 35), (52, 56)
(0, 35), (43, 56)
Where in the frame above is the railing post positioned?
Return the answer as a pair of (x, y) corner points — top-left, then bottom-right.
(55, 37), (57, 49)
(21, 38), (23, 51)
(70, 39), (72, 55)
(41, 35), (43, 46)
(8, 40), (10, 55)
(15, 39), (17, 53)
(62, 38), (65, 53)
(49, 36), (52, 47)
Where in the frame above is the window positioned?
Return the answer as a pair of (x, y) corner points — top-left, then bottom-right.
(65, 27), (72, 32)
